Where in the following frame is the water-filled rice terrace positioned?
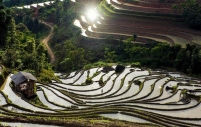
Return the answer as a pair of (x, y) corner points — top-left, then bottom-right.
(74, 0), (201, 47)
(1, 65), (201, 126)
(2, 0), (201, 126)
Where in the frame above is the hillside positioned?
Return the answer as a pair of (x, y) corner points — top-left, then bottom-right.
(0, 0), (201, 126)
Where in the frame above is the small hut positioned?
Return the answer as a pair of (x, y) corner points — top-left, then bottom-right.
(11, 72), (37, 98)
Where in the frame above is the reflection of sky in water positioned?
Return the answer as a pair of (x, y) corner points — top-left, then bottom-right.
(37, 91), (65, 110)
(0, 93), (7, 105)
(133, 102), (201, 118)
(2, 66), (201, 124)
(106, 0), (111, 4)
(142, 77), (170, 100)
(74, 19), (87, 36)
(60, 70), (82, 84)
(74, 71), (88, 85)
(88, 26), (93, 32)
(121, 99), (198, 110)
(169, 73), (181, 78)
(41, 86), (73, 107)
(2, 76), (54, 113)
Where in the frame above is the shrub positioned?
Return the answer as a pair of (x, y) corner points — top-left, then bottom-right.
(99, 78), (104, 86)
(102, 66), (114, 73)
(85, 78), (92, 85)
(83, 64), (93, 70)
(131, 62), (141, 68)
(133, 80), (141, 85)
(115, 65), (125, 73)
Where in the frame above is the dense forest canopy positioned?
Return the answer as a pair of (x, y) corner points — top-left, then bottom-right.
(0, 4), (57, 82)
(173, 0), (201, 29)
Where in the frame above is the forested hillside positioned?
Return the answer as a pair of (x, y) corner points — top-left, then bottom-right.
(0, 4), (57, 83)
(0, 0), (201, 127)
(43, 0), (201, 77)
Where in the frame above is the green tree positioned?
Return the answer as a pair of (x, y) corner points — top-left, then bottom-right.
(53, 24), (58, 33)
(60, 57), (72, 71)
(180, 0), (201, 29)
(37, 43), (47, 56)
(104, 48), (117, 63)
(24, 38), (36, 54)
(0, 6), (12, 47)
(0, 5), (56, 82)
(190, 47), (201, 74)
(69, 48), (86, 69)
(151, 43), (170, 59)
(6, 18), (17, 48)
(33, 17), (39, 32)
(63, 0), (70, 11)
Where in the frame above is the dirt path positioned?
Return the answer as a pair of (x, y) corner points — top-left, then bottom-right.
(41, 22), (55, 64)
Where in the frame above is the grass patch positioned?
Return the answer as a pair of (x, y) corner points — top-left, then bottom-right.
(90, 119), (111, 123)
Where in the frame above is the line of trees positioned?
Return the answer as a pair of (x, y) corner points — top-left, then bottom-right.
(172, 0), (201, 29)
(103, 38), (201, 76)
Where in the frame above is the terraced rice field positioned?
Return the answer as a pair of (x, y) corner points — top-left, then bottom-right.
(3, 0), (201, 126)
(75, 0), (201, 46)
(1, 66), (201, 126)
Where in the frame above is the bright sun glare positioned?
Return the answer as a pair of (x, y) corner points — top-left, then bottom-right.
(86, 8), (98, 21)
